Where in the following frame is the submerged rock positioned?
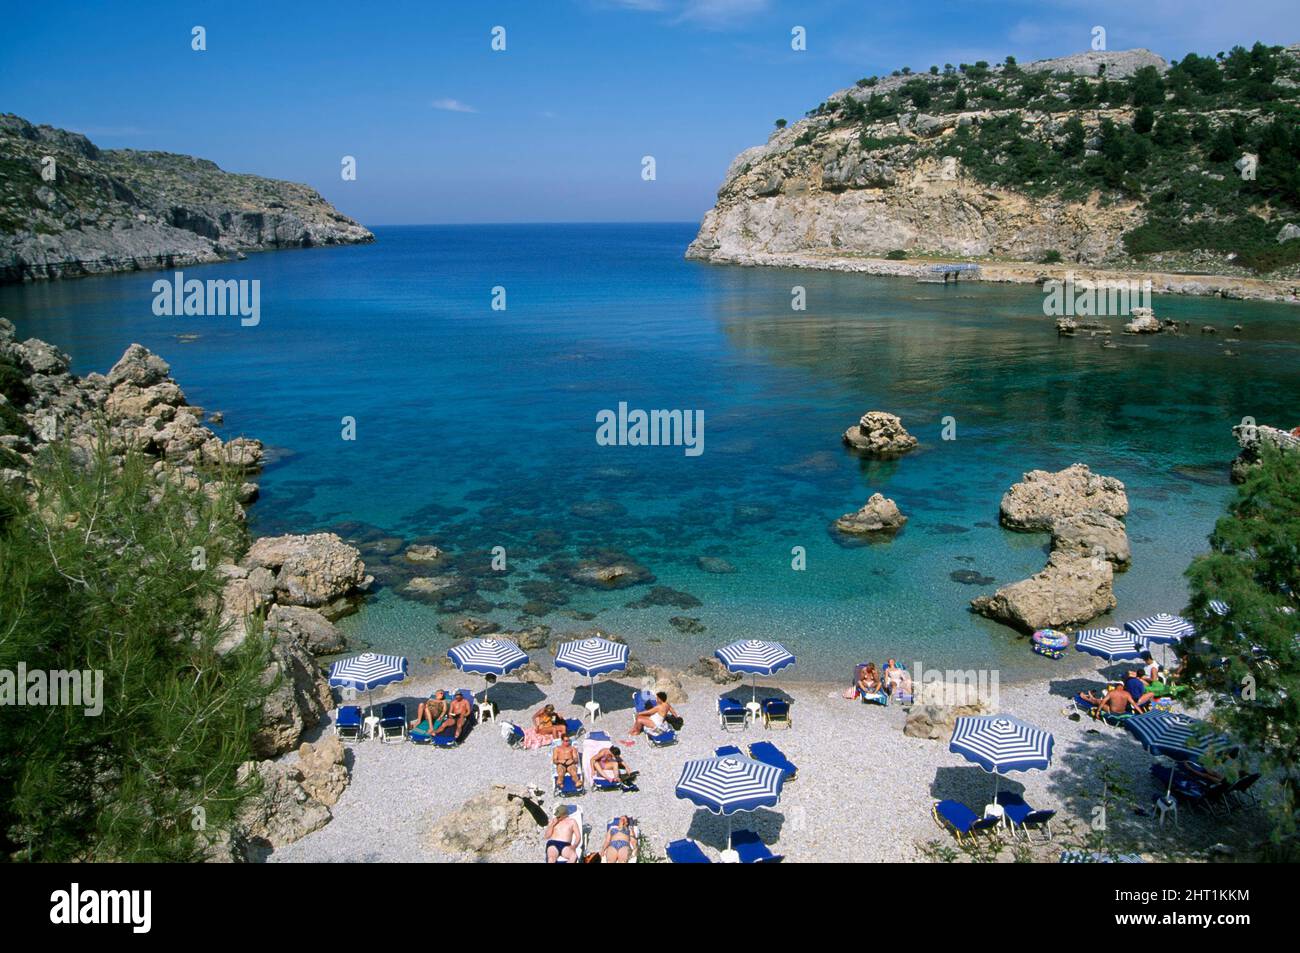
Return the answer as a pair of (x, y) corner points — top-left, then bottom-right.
(842, 411), (918, 457)
(833, 493), (907, 536)
(970, 552), (1115, 633)
(950, 570), (995, 586)
(563, 557), (654, 589)
(669, 616), (706, 634)
(624, 585), (702, 610)
(696, 555), (737, 574)
(999, 463), (1128, 531)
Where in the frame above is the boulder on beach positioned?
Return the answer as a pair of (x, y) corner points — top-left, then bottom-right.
(903, 703), (987, 740)
(842, 411), (918, 457)
(999, 463), (1128, 531)
(686, 655), (743, 684)
(833, 493), (907, 536)
(427, 784), (546, 856)
(236, 734), (348, 850)
(970, 552), (1116, 633)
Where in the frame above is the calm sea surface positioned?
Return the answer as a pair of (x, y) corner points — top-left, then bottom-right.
(4, 223), (1298, 680)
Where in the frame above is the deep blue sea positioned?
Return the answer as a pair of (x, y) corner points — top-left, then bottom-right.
(4, 223), (1299, 680)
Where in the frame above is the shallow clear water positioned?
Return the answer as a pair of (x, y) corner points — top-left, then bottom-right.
(4, 223), (1298, 681)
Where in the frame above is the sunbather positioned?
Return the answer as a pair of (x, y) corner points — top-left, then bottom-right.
(553, 735), (582, 788)
(630, 693), (677, 736)
(411, 690), (449, 732)
(445, 692), (472, 740)
(602, 816), (635, 863)
(533, 704), (568, 741)
(858, 663), (882, 696)
(1096, 684), (1139, 717)
(883, 658), (912, 696)
(544, 804), (580, 863)
(1123, 671), (1155, 710)
(591, 745), (636, 786)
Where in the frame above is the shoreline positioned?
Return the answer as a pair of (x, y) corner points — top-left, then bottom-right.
(689, 248), (1300, 304)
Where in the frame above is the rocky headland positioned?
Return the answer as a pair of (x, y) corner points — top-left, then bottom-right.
(0, 114), (374, 283)
(687, 45), (1300, 302)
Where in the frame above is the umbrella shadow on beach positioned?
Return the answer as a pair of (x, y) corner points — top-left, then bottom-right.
(1048, 677), (1105, 700)
(930, 765), (1024, 805)
(487, 681), (547, 712)
(685, 809), (787, 851)
(572, 679), (638, 713)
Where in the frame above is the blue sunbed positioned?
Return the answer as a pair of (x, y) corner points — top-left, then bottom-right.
(666, 839), (711, 863)
(747, 740), (797, 781)
(732, 830), (784, 863)
(932, 800), (1001, 843)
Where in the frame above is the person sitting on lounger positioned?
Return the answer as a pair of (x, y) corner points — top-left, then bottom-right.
(592, 745), (637, 787)
(544, 804), (580, 863)
(630, 693), (677, 736)
(438, 691), (472, 740)
(411, 690), (449, 732)
(553, 734), (582, 788)
(602, 815), (635, 863)
(858, 663), (882, 696)
(883, 659), (912, 696)
(1096, 683), (1139, 717)
(1124, 670), (1155, 710)
(533, 704), (568, 741)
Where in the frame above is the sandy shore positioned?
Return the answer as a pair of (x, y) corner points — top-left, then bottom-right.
(269, 658), (1270, 863)
(697, 249), (1300, 304)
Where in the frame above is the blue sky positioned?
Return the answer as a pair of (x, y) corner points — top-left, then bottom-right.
(2, 0), (1297, 225)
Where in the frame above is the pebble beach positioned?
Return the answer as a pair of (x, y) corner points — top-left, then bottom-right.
(269, 661), (1265, 864)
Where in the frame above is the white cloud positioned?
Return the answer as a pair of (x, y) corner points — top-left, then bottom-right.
(431, 98), (477, 113)
(675, 0), (770, 27)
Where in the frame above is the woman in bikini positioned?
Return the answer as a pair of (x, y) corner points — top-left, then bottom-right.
(858, 663), (881, 696)
(602, 815), (635, 863)
(411, 690), (449, 732)
(533, 704), (567, 740)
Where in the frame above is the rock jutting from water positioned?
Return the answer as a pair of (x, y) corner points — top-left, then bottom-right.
(970, 551), (1117, 633)
(833, 493), (907, 536)
(842, 411), (918, 457)
(999, 463), (1128, 531)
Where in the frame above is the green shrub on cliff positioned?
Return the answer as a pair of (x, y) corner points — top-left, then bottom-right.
(1185, 447), (1300, 859)
(0, 439), (271, 861)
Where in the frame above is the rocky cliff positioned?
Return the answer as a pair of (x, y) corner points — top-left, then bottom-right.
(688, 45), (1300, 283)
(0, 114), (373, 282)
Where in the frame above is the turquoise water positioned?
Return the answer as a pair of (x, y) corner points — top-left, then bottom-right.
(4, 223), (1299, 681)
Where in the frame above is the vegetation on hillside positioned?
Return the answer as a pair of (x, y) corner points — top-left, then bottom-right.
(1185, 447), (1300, 859)
(797, 44), (1300, 273)
(0, 440), (271, 861)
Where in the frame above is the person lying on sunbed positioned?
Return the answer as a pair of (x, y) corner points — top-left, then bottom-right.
(411, 690), (449, 732)
(533, 704), (568, 741)
(544, 805), (580, 863)
(883, 658), (912, 696)
(433, 692), (473, 740)
(553, 735), (582, 788)
(1095, 684), (1139, 718)
(602, 816), (635, 863)
(592, 745), (637, 787)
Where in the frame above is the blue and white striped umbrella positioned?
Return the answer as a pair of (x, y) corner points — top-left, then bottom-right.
(676, 754), (785, 855)
(1209, 600), (1230, 617)
(716, 639), (796, 704)
(1075, 627), (1145, 662)
(1125, 712), (1234, 799)
(554, 637), (629, 704)
(1125, 712), (1231, 763)
(328, 652), (408, 713)
(448, 638), (529, 704)
(448, 637), (529, 676)
(1124, 613), (1195, 645)
(950, 714), (1054, 803)
(949, 715), (1055, 775)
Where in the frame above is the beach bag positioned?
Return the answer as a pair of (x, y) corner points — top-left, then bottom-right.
(666, 714), (684, 731)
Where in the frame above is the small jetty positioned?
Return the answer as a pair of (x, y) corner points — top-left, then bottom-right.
(916, 263), (982, 284)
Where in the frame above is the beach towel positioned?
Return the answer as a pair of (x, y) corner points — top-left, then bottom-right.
(521, 726), (552, 750)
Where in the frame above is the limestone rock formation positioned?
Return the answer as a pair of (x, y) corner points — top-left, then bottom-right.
(427, 785), (545, 855)
(265, 603), (347, 656)
(1050, 511), (1131, 568)
(1122, 306), (1161, 334)
(253, 631), (334, 758)
(686, 655), (744, 684)
(1, 113), (373, 283)
(970, 552), (1116, 632)
(1231, 419), (1300, 483)
(235, 735), (349, 850)
(842, 411), (917, 457)
(999, 463), (1128, 531)
(903, 702), (987, 740)
(833, 493), (908, 536)
(243, 532), (371, 612)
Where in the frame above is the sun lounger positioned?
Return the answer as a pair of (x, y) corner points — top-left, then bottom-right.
(409, 730), (459, 747)
(644, 727), (677, 747)
(555, 770), (585, 798)
(666, 839), (711, 863)
(732, 829), (784, 863)
(378, 702), (406, 743)
(932, 800), (1002, 843)
(563, 718), (585, 739)
(858, 687), (888, 706)
(714, 745), (743, 758)
(335, 705), (363, 742)
(762, 697), (791, 729)
(994, 792), (1055, 840)
(1151, 763), (1234, 814)
(747, 740), (797, 781)
(718, 697), (747, 731)
(1227, 772), (1260, 806)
